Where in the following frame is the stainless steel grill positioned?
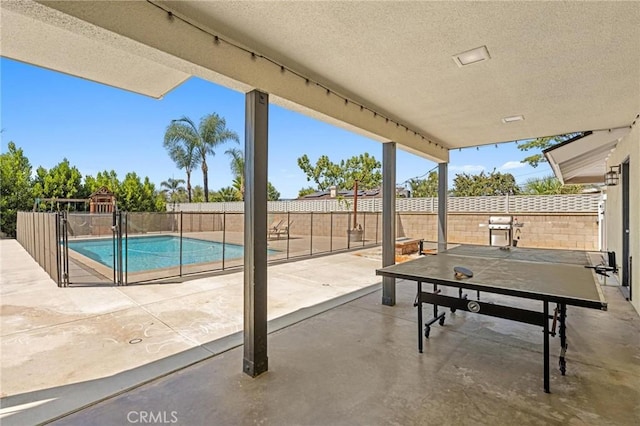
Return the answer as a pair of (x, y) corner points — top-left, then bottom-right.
(488, 216), (513, 246)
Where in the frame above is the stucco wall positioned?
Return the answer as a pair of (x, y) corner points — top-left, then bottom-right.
(605, 123), (639, 314)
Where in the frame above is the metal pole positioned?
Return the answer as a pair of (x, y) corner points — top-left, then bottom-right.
(124, 212), (128, 285)
(362, 212), (367, 247)
(353, 179), (358, 229)
(382, 142), (396, 306)
(286, 211), (290, 259)
(112, 211), (117, 284)
(543, 301), (550, 393)
(330, 212), (333, 252)
(243, 89), (269, 377)
(438, 162), (448, 252)
(222, 212), (226, 270)
(179, 212), (183, 277)
(310, 212), (314, 256)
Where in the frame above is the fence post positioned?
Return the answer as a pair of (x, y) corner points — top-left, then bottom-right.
(55, 212), (61, 286)
(286, 211), (290, 259)
(179, 212), (183, 277)
(222, 212), (226, 270)
(330, 212), (333, 252)
(310, 212), (314, 255)
(112, 211), (117, 284)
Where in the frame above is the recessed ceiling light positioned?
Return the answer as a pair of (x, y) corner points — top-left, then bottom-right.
(502, 115), (524, 123)
(452, 45), (491, 67)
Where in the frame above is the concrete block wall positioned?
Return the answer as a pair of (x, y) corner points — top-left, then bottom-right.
(447, 214), (489, 245)
(512, 214), (598, 250)
(134, 211), (598, 251)
(395, 213), (598, 250)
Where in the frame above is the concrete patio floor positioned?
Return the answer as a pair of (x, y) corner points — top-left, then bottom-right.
(0, 239), (383, 425)
(1, 239), (639, 425)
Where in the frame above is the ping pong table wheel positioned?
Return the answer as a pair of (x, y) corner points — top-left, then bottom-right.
(424, 325), (431, 338)
(450, 307), (456, 313)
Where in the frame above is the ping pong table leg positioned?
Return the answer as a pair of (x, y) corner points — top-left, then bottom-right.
(559, 303), (567, 375)
(417, 281), (423, 353)
(543, 301), (550, 393)
(433, 283), (438, 319)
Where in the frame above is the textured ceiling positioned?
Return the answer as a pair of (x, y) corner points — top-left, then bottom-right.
(2, 0), (639, 163)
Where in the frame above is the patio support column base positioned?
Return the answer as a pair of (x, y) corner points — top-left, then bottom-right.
(243, 358), (268, 378)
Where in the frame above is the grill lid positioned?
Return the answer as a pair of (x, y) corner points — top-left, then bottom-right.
(488, 216), (512, 224)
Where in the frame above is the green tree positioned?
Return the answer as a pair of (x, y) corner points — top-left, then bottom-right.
(517, 133), (580, 167)
(32, 166), (47, 197)
(267, 182), (280, 201)
(191, 185), (205, 202)
(143, 177), (165, 212)
(160, 178), (187, 205)
(297, 186), (317, 198)
(32, 158), (84, 201)
(297, 153), (382, 192)
(231, 177), (244, 201)
(84, 170), (120, 196)
(522, 176), (584, 195)
(226, 147), (244, 199)
(0, 142), (33, 237)
(224, 147), (280, 201)
(163, 123), (200, 202)
(212, 186), (240, 202)
(118, 173), (162, 212)
(451, 170), (520, 196)
(167, 114), (239, 202)
(407, 171), (438, 197)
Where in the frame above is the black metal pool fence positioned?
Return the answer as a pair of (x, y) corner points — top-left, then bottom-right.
(17, 210), (381, 286)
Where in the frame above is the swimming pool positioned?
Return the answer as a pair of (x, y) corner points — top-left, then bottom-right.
(68, 236), (259, 272)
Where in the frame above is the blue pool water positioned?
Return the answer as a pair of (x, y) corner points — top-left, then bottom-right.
(68, 236), (260, 272)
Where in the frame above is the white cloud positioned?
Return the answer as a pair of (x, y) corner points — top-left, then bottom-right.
(449, 164), (485, 173)
(499, 161), (526, 171)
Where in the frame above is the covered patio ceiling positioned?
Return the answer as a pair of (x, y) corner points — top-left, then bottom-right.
(2, 1), (639, 163)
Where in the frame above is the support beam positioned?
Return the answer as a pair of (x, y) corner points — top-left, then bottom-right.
(382, 142), (396, 306)
(438, 162), (448, 252)
(243, 90), (269, 377)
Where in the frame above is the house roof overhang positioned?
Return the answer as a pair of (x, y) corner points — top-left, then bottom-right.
(2, 1), (639, 164)
(543, 127), (632, 185)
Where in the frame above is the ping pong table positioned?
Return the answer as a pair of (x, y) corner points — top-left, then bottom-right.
(375, 244), (607, 393)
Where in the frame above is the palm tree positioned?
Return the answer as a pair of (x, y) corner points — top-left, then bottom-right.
(212, 186), (240, 202)
(163, 124), (200, 203)
(523, 176), (583, 195)
(224, 147), (280, 201)
(167, 114), (239, 202)
(160, 178), (186, 209)
(191, 185), (205, 203)
(226, 147), (245, 200)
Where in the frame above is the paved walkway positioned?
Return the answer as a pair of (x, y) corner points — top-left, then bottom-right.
(0, 239), (384, 425)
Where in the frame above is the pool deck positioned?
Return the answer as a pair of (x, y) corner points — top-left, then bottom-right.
(0, 239), (384, 425)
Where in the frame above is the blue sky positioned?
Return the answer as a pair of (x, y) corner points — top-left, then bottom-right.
(1, 58), (552, 199)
